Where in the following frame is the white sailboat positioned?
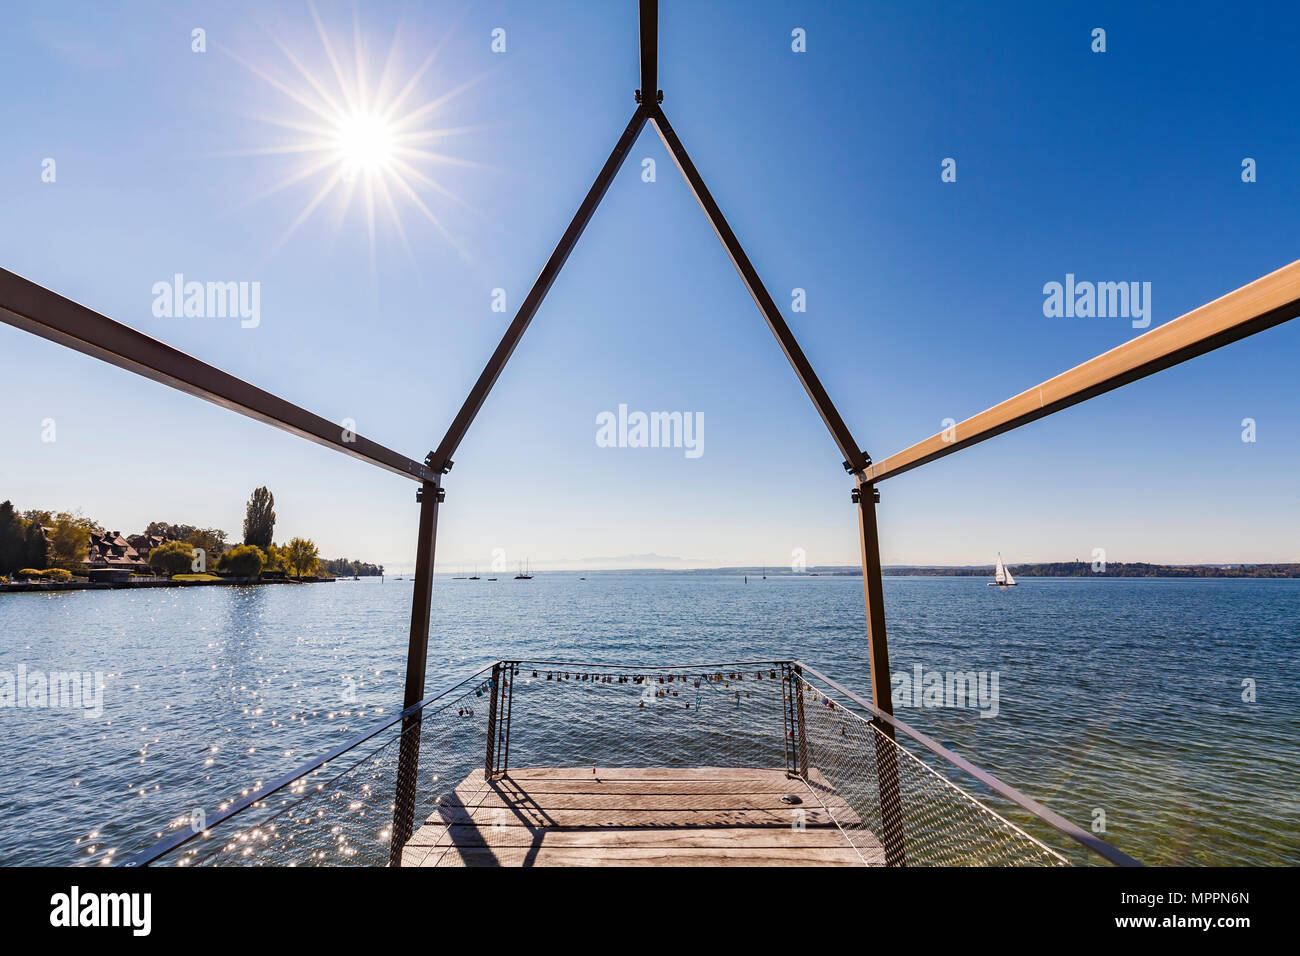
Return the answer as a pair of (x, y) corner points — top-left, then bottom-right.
(988, 553), (1017, 587)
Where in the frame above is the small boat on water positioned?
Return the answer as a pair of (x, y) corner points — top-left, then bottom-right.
(515, 559), (533, 580)
(988, 553), (1017, 587)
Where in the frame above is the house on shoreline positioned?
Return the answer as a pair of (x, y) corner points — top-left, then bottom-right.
(86, 531), (152, 574)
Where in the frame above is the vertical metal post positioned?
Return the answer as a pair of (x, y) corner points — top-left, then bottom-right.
(854, 476), (906, 866)
(501, 663), (516, 775)
(388, 477), (442, 867)
(780, 664), (794, 775)
(485, 662), (501, 777)
(794, 665), (809, 780)
(638, 0), (658, 106)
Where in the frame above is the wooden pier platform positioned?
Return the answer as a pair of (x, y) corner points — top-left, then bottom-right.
(402, 766), (884, 867)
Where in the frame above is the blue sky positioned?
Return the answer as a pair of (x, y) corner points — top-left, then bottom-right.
(2, 0), (1298, 572)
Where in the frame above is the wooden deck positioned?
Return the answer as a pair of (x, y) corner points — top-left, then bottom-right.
(402, 766), (884, 867)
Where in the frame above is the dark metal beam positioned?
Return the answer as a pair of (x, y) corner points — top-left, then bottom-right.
(429, 109), (647, 472)
(401, 481), (443, 710)
(390, 478), (442, 865)
(853, 482), (894, 720)
(648, 106), (870, 475)
(638, 0), (658, 105)
(867, 258), (1300, 483)
(0, 267), (436, 483)
(853, 477), (904, 864)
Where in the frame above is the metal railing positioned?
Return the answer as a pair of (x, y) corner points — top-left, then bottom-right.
(793, 664), (1139, 866)
(123, 664), (497, 867)
(125, 660), (1136, 867)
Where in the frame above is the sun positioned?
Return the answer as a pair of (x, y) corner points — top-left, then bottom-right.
(334, 111), (397, 177)
(219, 4), (483, 267)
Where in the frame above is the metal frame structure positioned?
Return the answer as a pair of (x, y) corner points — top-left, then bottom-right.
(4, 0), (1298, 867)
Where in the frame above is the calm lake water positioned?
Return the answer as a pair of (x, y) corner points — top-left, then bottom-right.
(0, 574), (1296, 866)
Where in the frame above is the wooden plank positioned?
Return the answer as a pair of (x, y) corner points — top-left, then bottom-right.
(865, 258), (1300, 482)
(422, 825), (859, 849)
(430, 805), (842, 828)
(454, 791), (824, 811)
(481, 766), (790, 781)
(440, 778), (802, 796)
(428, 846), (866, 867)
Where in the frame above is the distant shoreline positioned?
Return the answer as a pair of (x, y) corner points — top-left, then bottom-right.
(423, 563), (1300, 579)
(0, 576), (334, 594)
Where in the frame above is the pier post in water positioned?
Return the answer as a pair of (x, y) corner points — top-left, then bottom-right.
(389, 477), (443, 866)
(854, 476), (906, 866)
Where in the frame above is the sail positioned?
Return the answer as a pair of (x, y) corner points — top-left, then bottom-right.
(1002, 564), (1015, 585)
(994, 553), (1007, 585)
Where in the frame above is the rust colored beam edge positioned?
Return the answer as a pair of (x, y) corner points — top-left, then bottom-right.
(649, 105), (869, 475)
(639, 0), (658, 104)
(867, 258), (1300, 483)
(429, 108), (648, 472)
(0, 267), (436, 483)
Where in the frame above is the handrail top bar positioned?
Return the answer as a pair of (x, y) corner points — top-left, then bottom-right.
(865, 258), (1300, 483)
(122, 662), (496, 867)
(794, 661), (1142, 867)
(506, 658), (789, 670)
(0, 267), (438, 484)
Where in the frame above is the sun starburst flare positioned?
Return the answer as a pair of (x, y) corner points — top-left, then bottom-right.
(219, 3), (486, 270)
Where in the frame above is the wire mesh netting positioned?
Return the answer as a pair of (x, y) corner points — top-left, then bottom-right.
(503, 661), (791, 770)
(139, 660), (1074, 867)
(151, 669), (496, 866)
(792, 671), (1067, 866)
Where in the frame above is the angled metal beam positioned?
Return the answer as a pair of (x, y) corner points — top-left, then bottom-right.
(638, 0), (658, 105)
(649, 105), (870, 475)
(0, 267), (437, 483)
(429, 109), (647, 472)
(867, 258), (1300, 483)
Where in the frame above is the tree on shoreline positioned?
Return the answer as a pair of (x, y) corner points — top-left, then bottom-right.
(148, 540), (195, 576)
(0, 501), (24, 575)
(22, 521), (48, 571)
(217, 544), (265, 578)
(320, 557), (384, 577)
(243, 487), (276, 550)
(283, 537), (320, 579)
(45, 512), (97, 572)
(144, 522), (228, 559)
